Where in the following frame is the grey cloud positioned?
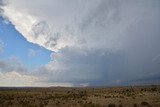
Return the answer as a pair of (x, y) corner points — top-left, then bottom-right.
(79, 0), (122, 31)
(0, 57), (28, 73)
(0, 0), (8, 13)
(152, 54), (160, 62)
(0, 0), (6, 6)
(36, 48), (124, 85)
(31, 21), (65, 51)
(32, 21), (50, 39)
(35, 47), (155, 86)
(35, 0), (160, 86)
(0, 0), (8, 19)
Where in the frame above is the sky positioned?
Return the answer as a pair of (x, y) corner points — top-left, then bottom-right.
(0, 0), (160, 87)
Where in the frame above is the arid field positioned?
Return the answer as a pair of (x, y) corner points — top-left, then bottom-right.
(0, 85), (160, 107)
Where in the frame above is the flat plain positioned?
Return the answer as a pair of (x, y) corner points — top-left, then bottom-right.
(0, 85), (160, 107)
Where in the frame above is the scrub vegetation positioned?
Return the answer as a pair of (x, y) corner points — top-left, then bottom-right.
(0, 85), (160, 107)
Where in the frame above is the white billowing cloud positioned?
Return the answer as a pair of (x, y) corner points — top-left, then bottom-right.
(0, 0), (139, 52)
(1, 0), (159, 52)
(0, 71), (38, 86)
(0, 0), (160, 86)
(0, 0), (83, 52)
(0, 71), (73, 87)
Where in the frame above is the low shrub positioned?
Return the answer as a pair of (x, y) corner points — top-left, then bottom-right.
(108, 103), (116, 107)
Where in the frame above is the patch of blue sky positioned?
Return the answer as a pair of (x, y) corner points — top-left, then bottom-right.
(0, 17), (52, 70)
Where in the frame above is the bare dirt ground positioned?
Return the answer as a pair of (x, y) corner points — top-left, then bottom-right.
(0, 85), (160, 107)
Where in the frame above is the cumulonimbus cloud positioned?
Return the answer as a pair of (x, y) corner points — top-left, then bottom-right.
(0, 0), (160, 86)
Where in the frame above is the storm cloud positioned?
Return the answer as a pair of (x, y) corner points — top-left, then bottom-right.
(0, 0), (160, 86)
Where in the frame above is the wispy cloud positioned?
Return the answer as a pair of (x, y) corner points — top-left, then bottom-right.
(28, 49), (39, 57)
(0, 39), (5, 53)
